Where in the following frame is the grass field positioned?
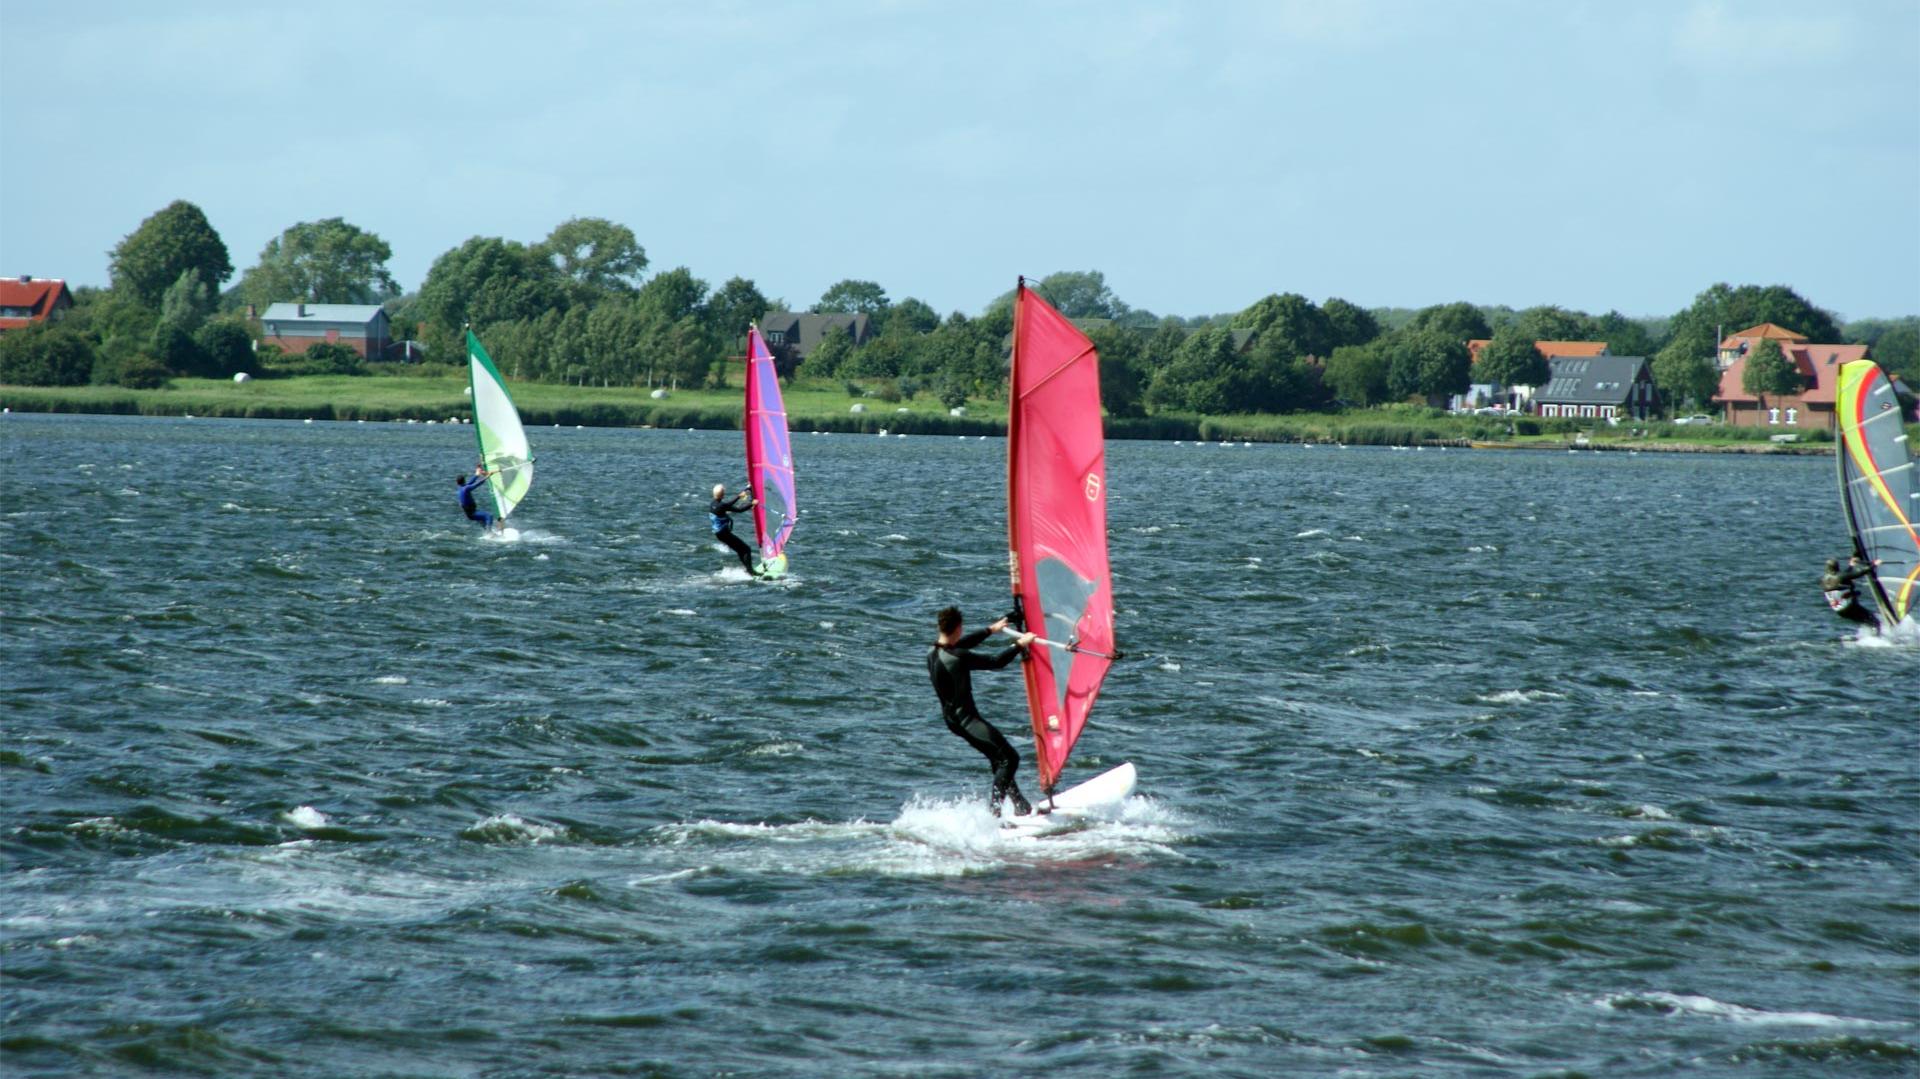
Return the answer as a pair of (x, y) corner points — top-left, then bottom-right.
(4, 373), (1900, 452)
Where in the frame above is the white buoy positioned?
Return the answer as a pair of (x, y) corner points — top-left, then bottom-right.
(233, 372), (252, 383)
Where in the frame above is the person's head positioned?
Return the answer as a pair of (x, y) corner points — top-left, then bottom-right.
(936, 606), (963, 638)
(1827, 558), (1841, 572)
(712, 483), (726, 499)
(455, 474), (466, 487)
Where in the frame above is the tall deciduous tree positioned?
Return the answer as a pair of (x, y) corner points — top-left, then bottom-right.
(417, 237), (562, 336)
(1667, 283), (1841, 357)
(109, 200), (233, 307)
(1232, 293), (1332, 361)
(813, 280), (890, 317)
(1477, 332), (1549, 389)
(1033, 270), (1128, 320)
(1324, 343), (1390, 405)
(536, 217), (648, 300)
(1741, 338), (1802, 409)
(706, 277), (770, 344)
(1510, 305), (1590, 343)
(237, 218), (402, 307)
(1385, 330), (1471, 403)
(1650, 340), (1718, 411)
(1322, 297), (1381, 349)
(1406, 301), (1491, 344)
(159, 269), (217, 332)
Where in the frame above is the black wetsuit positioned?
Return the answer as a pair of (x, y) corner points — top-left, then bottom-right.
(708, 493), (758, 575)
(1822, 562), (1881, 630)
(928, 629), (1032, 815)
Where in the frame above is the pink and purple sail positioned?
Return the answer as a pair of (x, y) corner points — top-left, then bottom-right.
(744, 326), (796, 567)
(1008, 283), (1115, 793)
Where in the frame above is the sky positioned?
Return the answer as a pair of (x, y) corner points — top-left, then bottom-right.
(3, 0), (1917, 322)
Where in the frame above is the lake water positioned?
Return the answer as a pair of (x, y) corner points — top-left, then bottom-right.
(3, 414), (1915, 1078)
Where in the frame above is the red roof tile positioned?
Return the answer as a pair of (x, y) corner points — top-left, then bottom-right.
(0, 277), (73, 331)
(1713, 343), (1867, 405)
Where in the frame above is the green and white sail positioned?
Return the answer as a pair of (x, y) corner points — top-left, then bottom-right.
(467, 330), (534, 519)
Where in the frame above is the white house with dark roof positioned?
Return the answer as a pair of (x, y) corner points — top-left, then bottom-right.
(1533, 355), (1657, 420)
(259, 302), (392, 359)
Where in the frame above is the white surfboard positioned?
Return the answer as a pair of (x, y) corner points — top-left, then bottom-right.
(1002, 762), (1136, 830)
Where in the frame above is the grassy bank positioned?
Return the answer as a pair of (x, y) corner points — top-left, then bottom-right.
(7, 374), (1908, 450)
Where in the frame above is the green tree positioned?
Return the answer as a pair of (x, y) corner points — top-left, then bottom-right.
(236, 217), (402, 307)
(1666, 282), (1841, 359)
(1322, 297), (1381, 349)
(1033, 270), (1128, 319)
(1323, 343), (1390, 405)
(1086, 324), (1147, 418)
(417, 236), (563, 337)
(884, 297), (940, 337)
(798, 326), (855, 379)
(158, 268), (217, 332)
(1510, 305), (1589, 343)
(1232, 293), (1333, 361)
(1476, 332), (1549, 389)
(1146, 328), (1239, 414)
(1406, 301), (1491, 344)
(1385, 330), (1471, 402)
(1741, 337), (1802, 408)
(535, 216), (647, 300)
(814, 280), (890, 318)
(1650, 339), (1718, 411)
(635, 267), (710, 326)
(707, 276), (770, 346)
(149, 322), (207, 376)
(1588, 310), (1658, 358)
(193, 318), (255, 377)
(298, 342), (365, 375)
(0, 323), (96, 386)
(109, 200), (233, 307)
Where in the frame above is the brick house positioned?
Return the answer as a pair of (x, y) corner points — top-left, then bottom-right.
(258, 302), (393, 359)
(1713, 332), (1868, 431)
(1533, 355), (1658, 420)
(0, 275), (74, 332)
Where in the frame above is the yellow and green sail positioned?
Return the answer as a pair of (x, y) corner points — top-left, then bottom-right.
(1834, 359), (1918, 625)
(467, 331), (534, 519)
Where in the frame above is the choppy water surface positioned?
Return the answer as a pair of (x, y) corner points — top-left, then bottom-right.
(3, 414), (1915, 1078)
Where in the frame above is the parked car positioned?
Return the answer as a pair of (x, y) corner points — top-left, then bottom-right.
(1674, 414), (1714, 425)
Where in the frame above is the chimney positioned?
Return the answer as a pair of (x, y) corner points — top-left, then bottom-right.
(246, 304), (257, 319)
(17, 274), (30, 283)
(297, 302), (307, 317)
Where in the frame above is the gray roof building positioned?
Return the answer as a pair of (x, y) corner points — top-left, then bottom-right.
(758, 311), (872, 359)
(1534, 355), (1657, 419)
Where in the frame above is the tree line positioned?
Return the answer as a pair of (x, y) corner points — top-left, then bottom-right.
(4, 198), (1916, 419)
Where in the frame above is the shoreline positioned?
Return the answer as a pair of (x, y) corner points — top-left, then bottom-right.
(0, 382), (1843, 454)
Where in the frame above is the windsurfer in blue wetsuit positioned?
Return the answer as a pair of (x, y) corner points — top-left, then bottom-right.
(929, 606), (1037, 816)
(708, 482), (761, 577)
(456, 465), (499, 532)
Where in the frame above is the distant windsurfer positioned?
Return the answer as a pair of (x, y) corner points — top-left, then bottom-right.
(928, 606), (1037, 816)
(456, 465), (499, 532)
(1821, 555), (1882, 632)
(708, 483), (761, 577)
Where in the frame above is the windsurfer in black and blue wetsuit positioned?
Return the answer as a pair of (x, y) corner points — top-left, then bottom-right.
(1821, 555), (1882, 632)
(929, 606), (1037, 816)
(456, 465), (498, 532)
(708, 483), (761, 577)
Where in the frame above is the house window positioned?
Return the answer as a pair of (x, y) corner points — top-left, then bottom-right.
(1601, 406), (1615, 418)
(1582, 405), (1596, 418)
(1768, 407), (1780, 425)
(1786, 407), (1798, 425)
(767, 331), (784, 345)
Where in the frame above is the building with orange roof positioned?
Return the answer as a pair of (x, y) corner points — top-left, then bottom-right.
(1458, 339), (1610, 411)
(0, 275), (74, 333)
(1713, 335), (1869, 431)
(1716, 323), (1807, 370)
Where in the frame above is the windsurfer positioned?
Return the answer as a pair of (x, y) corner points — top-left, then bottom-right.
(708, 483), (761, 577)
(1821, 555), (1882, 631)
(456, 466), (498, 532)
(928, 606), (1037, 816)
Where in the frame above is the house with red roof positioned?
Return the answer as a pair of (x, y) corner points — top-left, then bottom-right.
(0, 275), (74, 332)
(1712, 324), (1868, 430)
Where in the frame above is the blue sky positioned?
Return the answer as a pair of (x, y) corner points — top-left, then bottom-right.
(3, 0), (1916, 321)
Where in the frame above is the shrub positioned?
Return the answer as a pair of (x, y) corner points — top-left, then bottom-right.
(939, 383), (968, 410)
(115, 352), (172, 389)
(0, 324), (96, 386)
(872, 379), (902, 403)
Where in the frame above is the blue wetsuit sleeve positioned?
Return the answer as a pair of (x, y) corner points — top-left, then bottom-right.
(966, 645), (1023, 671)
(955, 628), (994, 650)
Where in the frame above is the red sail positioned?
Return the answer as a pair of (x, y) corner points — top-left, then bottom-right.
(1008, 283), (1114, 793)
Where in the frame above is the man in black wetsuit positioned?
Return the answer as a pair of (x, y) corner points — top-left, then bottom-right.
(928, 606), (1037, 816)
(1821, 555), (1882, 632)
(708, 483), (761, 577)
(456, 465), (498, 532)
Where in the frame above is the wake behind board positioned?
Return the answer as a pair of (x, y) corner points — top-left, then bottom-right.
(756, 552), (789, 580)
(1002, 762), (1136, 831)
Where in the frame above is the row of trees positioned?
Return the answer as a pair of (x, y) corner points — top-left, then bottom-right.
(4, 198), (1917, 421)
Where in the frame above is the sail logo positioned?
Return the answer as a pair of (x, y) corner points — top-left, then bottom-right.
(1084, 472), (1103, 501)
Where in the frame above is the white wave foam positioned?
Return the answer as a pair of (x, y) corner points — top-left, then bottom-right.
(663, 608), (698, 616)
(462, 813), (565, 844)
(1600, 991), (1905, 1028)
(881, 533), (909, 541)
(1293, 528), (1329, 538)
(1475, 689), (1566, 705)
(372, 675), (409, 685)
(746, 741), (804, 757)
(408, 698), (452, 708)
(1158, 661), (1182, 672)
(283, 806), (330, 830)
